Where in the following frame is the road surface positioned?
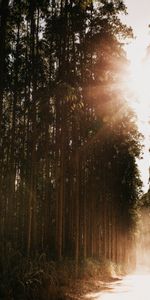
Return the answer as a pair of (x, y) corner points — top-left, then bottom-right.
(85, 272), (150, 300)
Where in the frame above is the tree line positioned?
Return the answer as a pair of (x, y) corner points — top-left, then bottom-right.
(0, 0), (142, 269)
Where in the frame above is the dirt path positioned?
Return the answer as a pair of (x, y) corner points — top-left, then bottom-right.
(65, 277), (122, 299)
(82, 273), (150, 300)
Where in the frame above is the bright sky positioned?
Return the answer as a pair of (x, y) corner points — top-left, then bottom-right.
(121, 0), (150, 192)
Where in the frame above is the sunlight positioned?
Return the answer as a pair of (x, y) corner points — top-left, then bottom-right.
(128, 60), (150, 108)
(126, 45), (150, 113)
(123, 42), (150, 191)
(85, 274), (150, 300)
(127, 60), (150, 140)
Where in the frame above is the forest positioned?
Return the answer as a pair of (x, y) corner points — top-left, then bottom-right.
(0, 0), (144, 299)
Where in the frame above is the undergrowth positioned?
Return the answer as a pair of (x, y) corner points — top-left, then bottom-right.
(0, 246), (125, 300)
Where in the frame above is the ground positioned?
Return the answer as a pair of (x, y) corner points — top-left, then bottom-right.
(64, 277), (122, 299)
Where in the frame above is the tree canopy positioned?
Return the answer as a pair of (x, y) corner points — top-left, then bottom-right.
(0, 0), (142, 269)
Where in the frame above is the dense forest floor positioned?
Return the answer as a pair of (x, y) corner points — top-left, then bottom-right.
(64, 276), (122, 300)
(0, 250), (125, 300)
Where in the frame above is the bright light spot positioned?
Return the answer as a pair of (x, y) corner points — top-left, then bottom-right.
(85, 274), (150, 300)
(126, 45), (150, 119)
(128, 60), (150, 109)
(123, 41), (150, 191)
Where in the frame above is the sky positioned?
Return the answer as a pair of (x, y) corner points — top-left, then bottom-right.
(122, 0), (150, 60)
(120, 0), (150, 192)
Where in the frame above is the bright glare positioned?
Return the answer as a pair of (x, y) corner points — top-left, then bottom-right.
(120, 0), (150, 191)
(126, 44), (150, 120)
(85, 274), (150, 300)
(129, 63), (150, 104)
(124, 42), (150, 192)
(84, 206), (150, 300)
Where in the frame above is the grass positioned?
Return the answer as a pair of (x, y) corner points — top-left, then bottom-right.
(0, 246), (126, 300)
(0, 248), (61, 300)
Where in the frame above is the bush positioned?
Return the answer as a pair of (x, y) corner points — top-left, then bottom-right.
(0, 245), (125, 300)
(0, 247), (65, 300)
(81, 257), (123, 280)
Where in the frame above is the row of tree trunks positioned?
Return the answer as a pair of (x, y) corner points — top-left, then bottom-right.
(0, 0), (140, 270)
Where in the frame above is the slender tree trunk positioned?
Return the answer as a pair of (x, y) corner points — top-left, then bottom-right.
(27, 0), (37, 255)
(0, 0), (9, 130)
(75, 152), (80, 275)
(0, 0), (9, 246)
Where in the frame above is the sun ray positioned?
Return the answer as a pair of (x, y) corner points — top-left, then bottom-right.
(123, 50), (150, 191)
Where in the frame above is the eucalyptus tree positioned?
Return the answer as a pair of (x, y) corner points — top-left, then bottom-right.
(0, 0), (142, 270)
